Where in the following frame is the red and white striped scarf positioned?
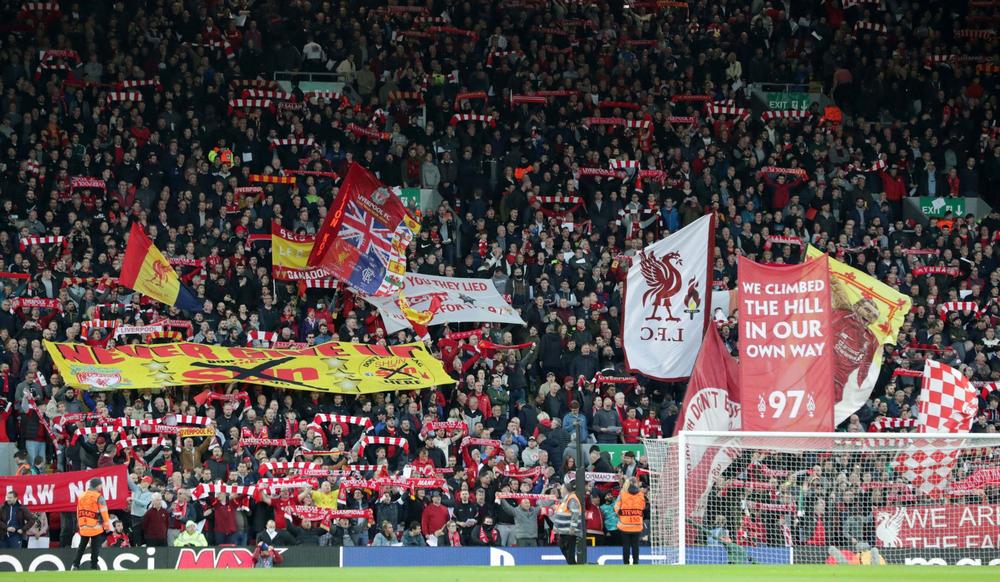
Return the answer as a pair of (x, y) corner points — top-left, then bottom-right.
(310, 414), (373, 431)
(228, 98), (273, 110)
(19, 235), (64, 251)
(116, 437), (166, 452)
(243, 89), (293, 100)
(450, 114), (497, 127)
(705, 104), (750, 119)
(191, 483), (257, 500)
(854, 21), (887, 34)
(106, 92), (142, 102)
(118, 79), (161, 90)
(166, 415), (213, 427)
(937, 301), (984, 317)
(609, 159), (641, 170)
(23, 2), (61, 12)
(357, 435), (409, 456)
(269, 137), (314, 148)
(760, 110), (812, 121)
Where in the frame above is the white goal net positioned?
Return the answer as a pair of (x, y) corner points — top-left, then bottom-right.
(645, 432), (1000, 566)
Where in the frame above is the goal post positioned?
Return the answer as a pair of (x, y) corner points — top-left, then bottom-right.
(644, 432), (1000, 566)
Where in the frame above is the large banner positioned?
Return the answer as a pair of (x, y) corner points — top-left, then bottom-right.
(874, 504), (1000, 549)
(805, 247), (911, 424)
(738, 256), (834, 431)
(44, 341), (453, 393)
(623, 213), (714, 381)
(0, 466), (128, 512)
(365, 273), (525, 333)
(271, 222), (328, 281)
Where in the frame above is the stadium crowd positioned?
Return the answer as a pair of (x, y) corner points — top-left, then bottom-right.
(0, 0), (999, 552)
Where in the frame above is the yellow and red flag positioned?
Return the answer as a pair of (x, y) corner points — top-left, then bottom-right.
(120, 224), (202, 311)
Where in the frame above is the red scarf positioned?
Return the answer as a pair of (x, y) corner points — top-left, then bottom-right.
(448, 529), (462, 546)
(478, 525), (498, 544)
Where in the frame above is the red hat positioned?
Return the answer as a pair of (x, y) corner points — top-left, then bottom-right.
(141, 476), (153, 484)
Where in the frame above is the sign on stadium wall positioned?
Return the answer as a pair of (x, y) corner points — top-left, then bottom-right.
(874, 504), (1000, 549)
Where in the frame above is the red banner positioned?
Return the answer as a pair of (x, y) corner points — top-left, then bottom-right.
(738, 256), (834, 431)
(874, 504), (1000, 548)
(0, 466), (128, 512)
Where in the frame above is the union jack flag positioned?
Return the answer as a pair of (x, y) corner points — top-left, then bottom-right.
(339, 200), (393, 266)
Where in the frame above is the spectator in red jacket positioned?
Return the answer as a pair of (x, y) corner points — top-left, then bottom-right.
(140, 493), (169, 547)
(205, 492), (239, 545)
(421, 491), (450, 537)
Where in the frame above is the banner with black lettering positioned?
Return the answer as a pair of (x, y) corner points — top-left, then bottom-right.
(364, 273), (524, 333)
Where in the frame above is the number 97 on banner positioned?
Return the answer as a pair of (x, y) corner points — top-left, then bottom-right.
(758, 390), (817, 419)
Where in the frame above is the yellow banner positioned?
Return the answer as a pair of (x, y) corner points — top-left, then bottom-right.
(44, 341), (453, 393)
(805, 246), (911, 344)
(272, 223), (313, 269)
(179, 427), (215, 438)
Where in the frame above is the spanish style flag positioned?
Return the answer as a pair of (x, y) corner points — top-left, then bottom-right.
(120, 224), (202, 311)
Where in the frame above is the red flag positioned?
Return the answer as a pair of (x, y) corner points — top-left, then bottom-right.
(675, 328), (741, 521)
(738, 256), (834, 431)
(307, 163), (418, 296)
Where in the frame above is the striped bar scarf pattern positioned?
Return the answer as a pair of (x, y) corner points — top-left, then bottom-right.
(760, 110), (812, 121)
(116, 437), (166, 452)
(357, 435), (409, 456)
(269, 137), (314, 148)
(228, 98), (273, 110)
(243, 89), (294, 100)
(107, 92), (142, 102)
(705, 104), (750, 119)
(191, 483), (258, 500)
(449, 114), (497, 127)
(118, 79), (161, 90)
(166, 415), (213, 426)
(19, 236), (64, 251)
(854, 21), (887, 33)
(937, 301), (986, 317)
(310, 414), (374, 432)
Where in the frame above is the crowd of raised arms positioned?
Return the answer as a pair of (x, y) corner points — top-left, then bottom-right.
(0, 0), (998, 551)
